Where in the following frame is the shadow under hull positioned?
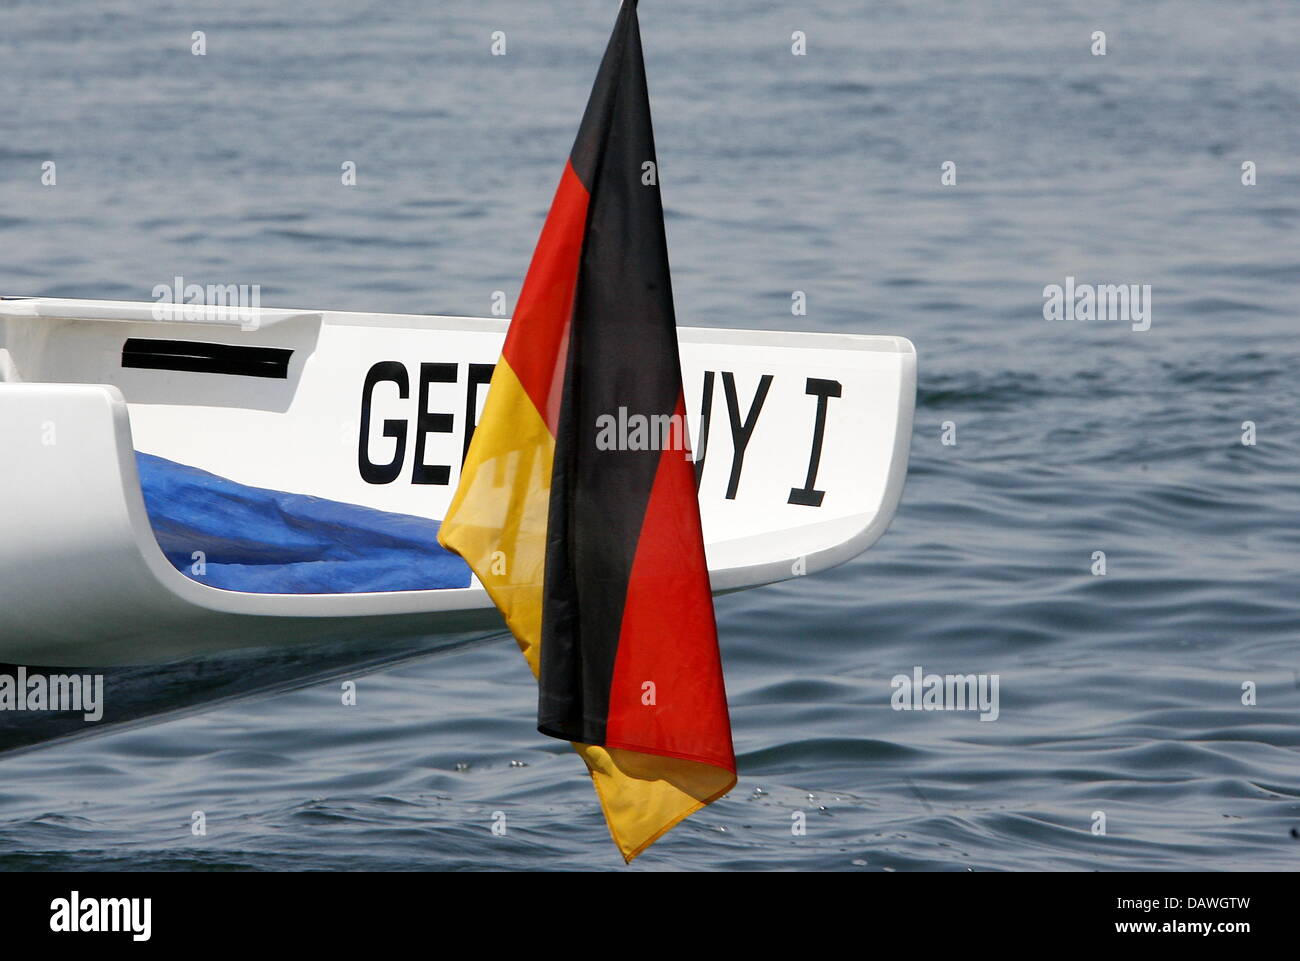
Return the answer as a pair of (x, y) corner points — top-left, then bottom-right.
(0, 629), (509, 759)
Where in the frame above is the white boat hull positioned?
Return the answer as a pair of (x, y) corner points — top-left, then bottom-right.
(0, 297), (915, 666)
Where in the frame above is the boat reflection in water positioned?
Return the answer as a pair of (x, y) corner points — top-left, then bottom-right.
(0, 629), (508, 759)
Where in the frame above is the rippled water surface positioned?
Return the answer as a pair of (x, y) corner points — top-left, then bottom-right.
(1, 0), (1298, 870)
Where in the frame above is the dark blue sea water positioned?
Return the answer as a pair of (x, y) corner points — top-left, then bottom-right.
(1, 0), (1298, 870)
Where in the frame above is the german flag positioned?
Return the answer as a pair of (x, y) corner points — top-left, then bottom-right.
(437, 0), (735, 862)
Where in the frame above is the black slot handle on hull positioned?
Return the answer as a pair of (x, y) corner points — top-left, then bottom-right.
(122, 338), (292, 379)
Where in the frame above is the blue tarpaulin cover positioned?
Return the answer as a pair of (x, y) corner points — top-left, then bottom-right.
(135, 452), (472, 594)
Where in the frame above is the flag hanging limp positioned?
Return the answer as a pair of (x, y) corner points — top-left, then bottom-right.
(437, 0), (736, 862)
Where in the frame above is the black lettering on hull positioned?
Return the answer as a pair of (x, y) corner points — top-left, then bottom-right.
(358, 361), (409, 484)
(411, 362), (456, 485)
(693, 369), (715, 491)
(721, 372), (774, 500)
(462, 363), (496, 462)
(359, 360), (498, 486)
(788, 377), (841, 507)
